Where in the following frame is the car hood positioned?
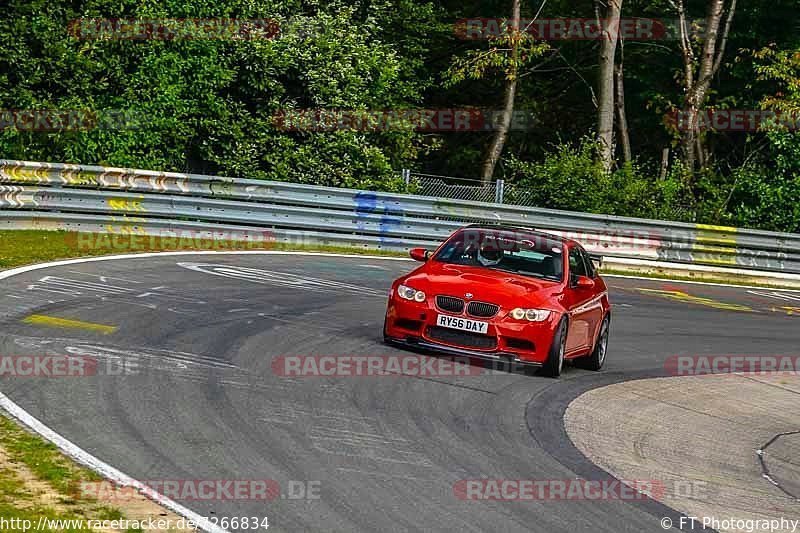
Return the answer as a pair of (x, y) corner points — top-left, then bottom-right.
(404, 261), (562, 306)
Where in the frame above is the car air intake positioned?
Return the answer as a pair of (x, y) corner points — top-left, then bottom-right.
(436, 295), (465, 313)
(395, 319), (423, 332)
(505, 338), (535, 351)
(467, 301), (500, 318)
(425, 326), (497, 350)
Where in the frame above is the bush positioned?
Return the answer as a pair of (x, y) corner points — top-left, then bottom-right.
(504, 138), (693, 222)
(720, 128), (800, 233)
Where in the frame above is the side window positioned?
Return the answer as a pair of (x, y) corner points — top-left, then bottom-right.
(568, 248), (587, 280)
(580, 249), (596, 278)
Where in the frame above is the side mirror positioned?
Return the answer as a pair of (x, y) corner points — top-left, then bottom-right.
(575, 276), (595, 289)
(409, 248), (430, 262)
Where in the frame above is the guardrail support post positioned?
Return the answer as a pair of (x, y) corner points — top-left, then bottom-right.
(402, 168), (411, 191)
(495, 179), (505, 204)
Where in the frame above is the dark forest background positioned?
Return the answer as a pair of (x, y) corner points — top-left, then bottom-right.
(2, 0), (799, 231)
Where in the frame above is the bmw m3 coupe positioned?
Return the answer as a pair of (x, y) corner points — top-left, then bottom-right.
(383, 225), (611, 377)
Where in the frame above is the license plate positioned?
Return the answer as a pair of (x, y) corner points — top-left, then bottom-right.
(436, 314), (489, 334)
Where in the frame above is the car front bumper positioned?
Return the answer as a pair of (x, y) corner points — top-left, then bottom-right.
(384, 298), (559, 365)
(384, 335), (543, 369)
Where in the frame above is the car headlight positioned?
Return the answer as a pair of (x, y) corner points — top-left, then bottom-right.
(510, 308), (551, 322)
(398, 284), (426, 302)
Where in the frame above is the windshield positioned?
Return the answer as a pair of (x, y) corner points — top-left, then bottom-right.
(433, 228), (564, 281)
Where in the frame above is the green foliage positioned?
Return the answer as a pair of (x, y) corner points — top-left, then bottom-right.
(755, 47), (800, 114)
(444, 28), (549, 86)
(0, 0), (799, 233)
(717, 44), (800, 232)
(505, 138), (693, 222)
(723, 156), (800, 232)
(0, 0), (439, 189)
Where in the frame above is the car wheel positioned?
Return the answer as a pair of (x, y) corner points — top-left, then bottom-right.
(541, 318), (567, 378)
(578, 315), (609, 371)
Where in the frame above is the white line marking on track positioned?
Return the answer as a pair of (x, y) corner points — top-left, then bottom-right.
(177, 262), (385, 297)
(26, 283), (81, 296)
(747, 290), (800, 302)
(66, 271), (143, 283)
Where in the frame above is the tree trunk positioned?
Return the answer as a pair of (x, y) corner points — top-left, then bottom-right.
(614, 55), (631, 164)
(659, 147), (670, 180)
(596, 0), (623, 173)
(675, 0), (737, 176)
(480, 0), (520, 184)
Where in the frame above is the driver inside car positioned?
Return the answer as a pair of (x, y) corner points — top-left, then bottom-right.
(477, 241), (504, 267)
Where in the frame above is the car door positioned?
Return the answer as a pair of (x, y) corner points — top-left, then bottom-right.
(563, 247), (599, 353)
(578, 247), (605, 343)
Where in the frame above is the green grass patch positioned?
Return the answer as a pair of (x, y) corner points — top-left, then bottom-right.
(0, 230), (109, 269)
(0, 463), (31, 502)
(0, 229), (404, 270)
(0, 433), (96, 532)
(94, 506), (125, 521)
(0, 414), (168, 531)
(0, 416), (101, 496)
(2, 229), (796, 289)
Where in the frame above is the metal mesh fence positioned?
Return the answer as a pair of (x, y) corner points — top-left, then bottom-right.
(407, 172), (499, 203)
(501, 183), (539, 207)
(404, 170), (539, 207)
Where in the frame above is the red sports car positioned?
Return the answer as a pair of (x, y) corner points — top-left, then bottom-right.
(383, 225), (611, 377)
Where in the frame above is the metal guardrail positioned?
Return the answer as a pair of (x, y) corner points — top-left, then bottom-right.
(1, 159), (800, 274)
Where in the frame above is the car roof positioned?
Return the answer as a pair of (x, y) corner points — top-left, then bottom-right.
(460, 224), (579, 247)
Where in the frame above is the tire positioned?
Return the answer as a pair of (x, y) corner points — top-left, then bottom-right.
(383, 317), (391, 344)
(541, 318), (567, 378)
(578, 315), (609, 371)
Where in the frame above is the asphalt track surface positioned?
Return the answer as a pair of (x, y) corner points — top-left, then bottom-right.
(1, 252), (799, 532)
